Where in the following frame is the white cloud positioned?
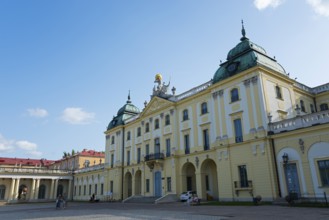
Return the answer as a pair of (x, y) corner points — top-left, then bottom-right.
(61, 107), (95, 125)
(254, 0), (284, 10)
(0, 134), (15, 152)
(16, 140), (37, 151)
(27, 108), (48, 118)
(307, 0), (329, 17)
(0, 133), (43, 157)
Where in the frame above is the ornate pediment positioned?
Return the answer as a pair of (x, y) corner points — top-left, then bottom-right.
(142, 97), (173, 117)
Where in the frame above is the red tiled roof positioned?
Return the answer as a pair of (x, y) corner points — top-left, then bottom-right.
(79, 149), (105, 157)
(52, 149), (105, 163)
(0, 157), (55, 167)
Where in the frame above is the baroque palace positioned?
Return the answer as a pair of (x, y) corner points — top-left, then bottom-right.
(1, 24), (329, 203)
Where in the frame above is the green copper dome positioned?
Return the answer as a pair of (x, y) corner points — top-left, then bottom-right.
(213, 22), (286, 84)
(107, 93), (140, 130)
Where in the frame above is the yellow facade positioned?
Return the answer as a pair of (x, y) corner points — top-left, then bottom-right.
(99, 27), (329, 203)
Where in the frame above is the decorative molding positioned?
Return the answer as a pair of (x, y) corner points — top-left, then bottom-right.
(244, 79), (251, 87)
(251, 76), (258, 84)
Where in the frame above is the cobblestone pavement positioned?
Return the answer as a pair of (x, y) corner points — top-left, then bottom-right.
(1, 202), (329, 220)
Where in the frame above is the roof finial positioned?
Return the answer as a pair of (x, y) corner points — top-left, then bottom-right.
(240, 19), (248, 41)
(127, 90), (131, 104)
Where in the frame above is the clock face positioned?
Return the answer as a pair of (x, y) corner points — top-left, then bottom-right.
(227, 62), (238, 73)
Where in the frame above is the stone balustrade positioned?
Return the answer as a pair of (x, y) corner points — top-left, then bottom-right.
(269, 110), (329, 134)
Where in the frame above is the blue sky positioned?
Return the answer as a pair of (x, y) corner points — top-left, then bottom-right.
(1, 0), (329, 160)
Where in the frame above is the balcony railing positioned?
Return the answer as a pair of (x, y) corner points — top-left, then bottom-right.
(234, 180), (253, 188)
(234, 180), (253, 196)
(269, 110), (329, 134)
(144, 153), (164, 162)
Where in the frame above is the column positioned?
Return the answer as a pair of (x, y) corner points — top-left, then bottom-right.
(34, 179), (40, 200)
(50, 179), (55, 200)
(195, 172), (203, 200)
(53, 179), (59, 199)
(31, 179), (36, 200)
(67, 180), (72, 200)
(9, 178), (16, 200)
(14, 178), (20, 200)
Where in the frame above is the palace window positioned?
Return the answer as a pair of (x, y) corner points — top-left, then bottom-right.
(320, 103), (329, 111)
(318, 160), (329, 186)
(203, 129), (210, 150)
(300, 100), (306, 112)
(234, 118), (243, 143)
(127, 131), (131, 141)
(183, 109), (189, 121)
(154, 119), (159, 129)
(89, 184), (92, 195)
(111, 136), (115, 145)
(137, 148), (141, 163)
(275, 85), (282, 99)
(0, 185), (6, 200)
(184, 134), (190, 154)
(310, 104), (315, 113)
(238, 165), (249, 188)
(127, 150), (130, 166)
(165, 114), (170, 126)
(83, 185), (86, 195)
(95, 184), (98, 195)
(79, 186), (81, 196)
(145, 123), (150, 133)
(201, 102), (208, 114)
(101, 183), (104, 195)
(111, 154), (114, 168)
(137, 127), (141, 137)
(231, 88), (239, 102)
(145, 144), (150, 155)
(166, 138), (171, 157)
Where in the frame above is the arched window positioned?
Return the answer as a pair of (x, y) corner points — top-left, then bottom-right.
(165, 114), (170, 126)
(201, 102), (208, 114)
(275, 85), (282, 99)
(154, 119), (159, 129)
(0, 185), (6, 200)
(145, 122), (150, 132)
(38, 184), (46, 199)
(183, 109), (189, 121)
(231, 88), (239, 102)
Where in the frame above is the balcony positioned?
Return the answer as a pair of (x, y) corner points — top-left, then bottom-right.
(234, 180), (253, 196)
(144, 153), (164, 170)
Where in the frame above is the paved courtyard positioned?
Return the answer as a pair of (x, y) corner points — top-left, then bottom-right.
(1, 202), (329, 220)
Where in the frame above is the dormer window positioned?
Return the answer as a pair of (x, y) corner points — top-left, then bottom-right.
(231, 88), (239, 102)
(183, 109), (189, 121)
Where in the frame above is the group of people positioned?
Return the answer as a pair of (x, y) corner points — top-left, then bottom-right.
(56, 194), (67, 209)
